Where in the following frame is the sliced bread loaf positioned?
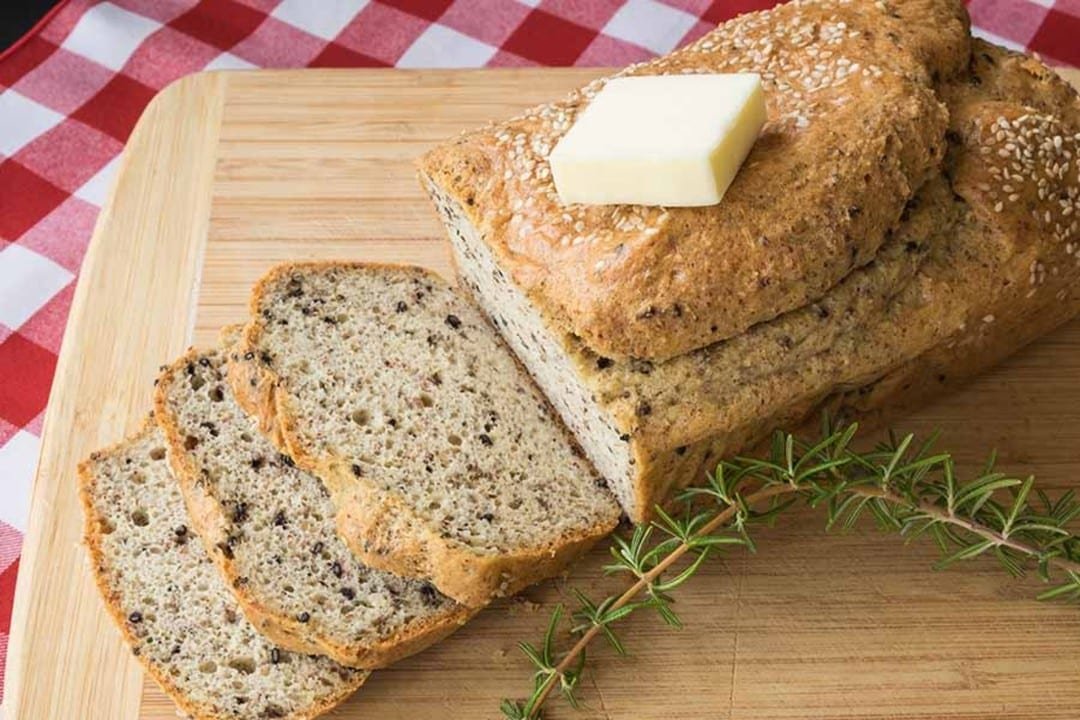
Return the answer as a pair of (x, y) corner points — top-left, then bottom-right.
(154, 342), (473, 668)
(229, 262), (621, 607)
(422, 38), (1080, 523)
(79, 420), (365, 720)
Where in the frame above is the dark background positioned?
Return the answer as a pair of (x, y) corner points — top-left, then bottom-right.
(1, 0), (61, 53)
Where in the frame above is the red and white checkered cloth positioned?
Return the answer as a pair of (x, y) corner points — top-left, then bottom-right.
(0, 0), (1076, 704)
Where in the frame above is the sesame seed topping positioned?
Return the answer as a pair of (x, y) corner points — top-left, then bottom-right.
(480, 0), (925, 251)
(973, 110), (1079, 248)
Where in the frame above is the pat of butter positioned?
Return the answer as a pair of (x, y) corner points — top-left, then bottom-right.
(549, 74), (766, 207)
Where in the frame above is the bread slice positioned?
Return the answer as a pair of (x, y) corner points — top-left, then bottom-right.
(79, 420), (365, 720)
(154, 341), (474, 668)
(228, 262), (621, 607)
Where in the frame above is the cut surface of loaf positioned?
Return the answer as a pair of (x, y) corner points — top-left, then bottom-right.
(419, 0), (971, 361)
(424, 31), (1080, 522)
(79, 421), (365, 720)
(229, 263), (621, 607)
(154, 342), (473, 668)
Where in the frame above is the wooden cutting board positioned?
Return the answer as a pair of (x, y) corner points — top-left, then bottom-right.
(6, 67), (1080, 720)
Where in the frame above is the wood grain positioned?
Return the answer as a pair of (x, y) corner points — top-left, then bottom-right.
(8, 67), (1080, 720)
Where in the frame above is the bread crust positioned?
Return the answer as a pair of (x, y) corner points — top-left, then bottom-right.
(228, 261), (618, 607)
(418, 0), (972, 362)
(78, 420), (363, 720)
(154, 348), (476, 666)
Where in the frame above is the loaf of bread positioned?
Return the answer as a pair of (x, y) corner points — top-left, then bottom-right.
(228, 263), (621, 606)
(420, 0), (1080, 521)
(79, 421), (365, 719)
(154, 341), (474, 668)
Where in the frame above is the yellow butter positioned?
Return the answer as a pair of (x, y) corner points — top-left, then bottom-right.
(549, 74), (766, 207)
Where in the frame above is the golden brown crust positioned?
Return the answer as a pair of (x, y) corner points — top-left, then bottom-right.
(77, 421), (362, 720)
(155, 347), (475, 667)
(826, 44), (1080, 424)
(419, 0), (972, 361)
(229, 261), (618, 607)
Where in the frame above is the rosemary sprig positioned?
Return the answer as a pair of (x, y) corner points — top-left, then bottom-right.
(502, 420), (1080, 719)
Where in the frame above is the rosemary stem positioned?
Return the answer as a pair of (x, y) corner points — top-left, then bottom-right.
(525, 484), (798, 718)
(853, 486), (1080, 576)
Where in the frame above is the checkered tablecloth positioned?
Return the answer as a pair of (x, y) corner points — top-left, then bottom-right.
(0, 0), (1077, 704)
